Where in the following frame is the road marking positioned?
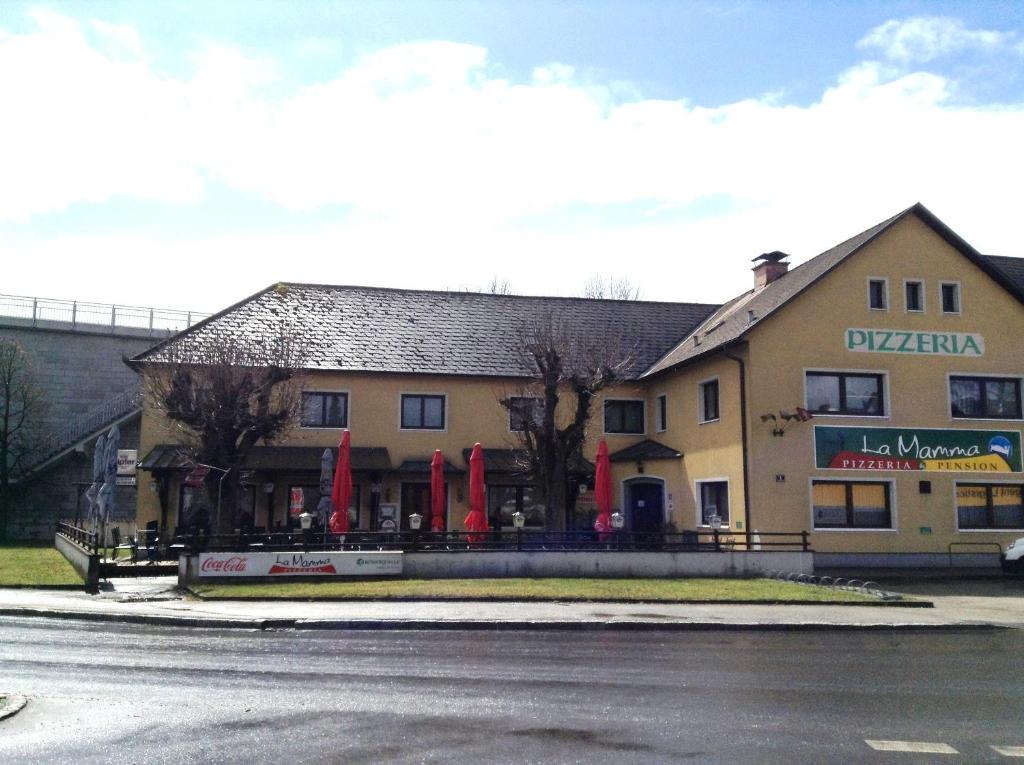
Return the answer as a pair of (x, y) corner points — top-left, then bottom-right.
(865, 740), (959, 754)
(992, 745), (1024, 757)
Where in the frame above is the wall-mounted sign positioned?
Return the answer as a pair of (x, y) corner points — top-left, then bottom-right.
(814, 425), (1022, 473)
(845, 328), (984, 357)
(197, 551), (403, 578)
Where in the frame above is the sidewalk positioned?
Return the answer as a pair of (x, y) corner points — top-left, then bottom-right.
(2, 577), (1023, 631)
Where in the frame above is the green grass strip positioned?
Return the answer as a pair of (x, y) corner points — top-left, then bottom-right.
(190, 577), (875, 602)
(0, 545), (84, 586)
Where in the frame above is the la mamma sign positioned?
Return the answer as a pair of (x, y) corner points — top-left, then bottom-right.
(845, 328), (984, 356)
(197, 551), (403, 578)
(814, 425), (1022, 473)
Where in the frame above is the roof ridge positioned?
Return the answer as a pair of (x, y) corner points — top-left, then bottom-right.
(274, 281), (721, 309)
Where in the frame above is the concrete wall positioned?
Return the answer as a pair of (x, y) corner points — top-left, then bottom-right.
(0, 323), (154, 436)
(396, 550), (810, 578)
(815, 552), (1001, 569)
(54, 532), (98, 591)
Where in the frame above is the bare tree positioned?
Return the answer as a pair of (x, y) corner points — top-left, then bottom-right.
(582, 275), (642, 301)
(140, 323), (305, 533)
(0, 338), (48, 541)
(481, 276), (513, 295)
(500, 312), (632, 530)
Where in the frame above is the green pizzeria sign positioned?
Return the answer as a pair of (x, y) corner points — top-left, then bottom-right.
(845, 328), (984, 356)
(814, 426), (1022, 473)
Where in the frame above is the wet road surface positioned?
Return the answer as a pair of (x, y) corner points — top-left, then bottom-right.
(1, 616), (1023, 763)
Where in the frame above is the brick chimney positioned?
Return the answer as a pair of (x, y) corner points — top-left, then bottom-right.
(752, 251), (790, 290)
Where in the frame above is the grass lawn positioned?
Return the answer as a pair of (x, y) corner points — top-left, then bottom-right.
(0, 545), (84, 586)
(190, 577), (877, 603)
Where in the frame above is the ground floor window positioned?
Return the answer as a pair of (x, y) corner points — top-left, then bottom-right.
(287, 483), (361, 528)
(812, 480), (892, 529)
(698, 481), (729, 526)
(400, 482), (448, 530)
(488, 484), (546, 528)
(956, 483), (1024, 530)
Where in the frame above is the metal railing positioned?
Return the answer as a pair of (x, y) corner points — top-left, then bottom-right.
(57, 522), (97, 554)
(0, 293), (210, 336)
(171, 528), (811, 554)
(32, 385), (142, 469)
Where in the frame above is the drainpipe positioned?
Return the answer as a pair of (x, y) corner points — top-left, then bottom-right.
(722, 346), (752, 546)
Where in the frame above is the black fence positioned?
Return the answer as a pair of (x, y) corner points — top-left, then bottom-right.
(170, 528), (811, 554)
(56, 522), (98, 554)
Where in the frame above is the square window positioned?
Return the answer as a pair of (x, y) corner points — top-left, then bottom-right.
(806, 372), (884, 416)
(905, 280), (923, 311)
(604, 400), (645, 434)
(868, 279), (888, 310)
(508, 397), (543, 432)
(812, 480), (892, 529)
(957, 484), (1024, 530)
(699, 481), (729, 526)
(699, 380), (719, 423)
(401, 394), (446, 430)
(950, 376), (1022, 420)
(300, 392), (348, 428)
(941, 283), (960, 314)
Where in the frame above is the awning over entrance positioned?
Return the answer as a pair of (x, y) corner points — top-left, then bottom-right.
(138, 444), (392, 473)
(460, 447), (596, 475)
(608, 439), (683, 463)
(394, 458), (465, 476)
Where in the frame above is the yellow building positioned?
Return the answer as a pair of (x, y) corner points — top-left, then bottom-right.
(132, 203), (1024, 566)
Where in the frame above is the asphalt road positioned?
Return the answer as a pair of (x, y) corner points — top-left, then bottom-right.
(1, 617), (1023, 764)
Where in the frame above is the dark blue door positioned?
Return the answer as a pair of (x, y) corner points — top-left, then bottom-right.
(628, 482), (664, 534)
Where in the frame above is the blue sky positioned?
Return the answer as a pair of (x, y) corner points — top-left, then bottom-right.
(2, 1), (1022, 312)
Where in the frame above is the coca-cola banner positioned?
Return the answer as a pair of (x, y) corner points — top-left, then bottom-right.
(197, 551), (403, 578)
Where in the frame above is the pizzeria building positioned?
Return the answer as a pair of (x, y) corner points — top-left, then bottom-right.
(132, 203), (1024, 568)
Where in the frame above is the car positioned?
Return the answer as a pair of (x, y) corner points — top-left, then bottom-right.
(1001, 537), (1024, 575)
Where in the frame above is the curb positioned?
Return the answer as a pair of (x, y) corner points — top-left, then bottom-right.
(0, 694), (28, 722)
(0, 607), (1009, 632)
(188, 594), (935, 608)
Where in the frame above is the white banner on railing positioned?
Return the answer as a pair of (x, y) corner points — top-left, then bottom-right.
(197, 551), (403, 578)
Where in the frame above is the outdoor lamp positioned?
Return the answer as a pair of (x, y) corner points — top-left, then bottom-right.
(409, 512), (423, 531)
(611, 511), (625, 530)
(512, 510), (526, 529)
(299, 510), (314, 531)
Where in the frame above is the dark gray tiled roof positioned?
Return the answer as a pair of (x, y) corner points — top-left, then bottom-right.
(608, 439), (683, 462)
(394, 458), (465, 475)
(139, 445), (392, 472)
(132, 285), (718, 380)
(983, 255), (1024, 300)
(643, 203), (1024, 377)
(642, 208), (908, 377)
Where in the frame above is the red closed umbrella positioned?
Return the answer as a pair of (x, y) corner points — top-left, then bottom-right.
(593, 440), (613, 541)
(430, 449), (446, 532)
(464, 442), (489, 542)
(329, 430), (352, 534)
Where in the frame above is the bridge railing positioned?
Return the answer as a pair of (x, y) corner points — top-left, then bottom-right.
(0, 293), (209, 336)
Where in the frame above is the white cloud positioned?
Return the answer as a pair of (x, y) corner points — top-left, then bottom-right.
(1, 10), (1022, 311)
(857, 16), (1014, 64)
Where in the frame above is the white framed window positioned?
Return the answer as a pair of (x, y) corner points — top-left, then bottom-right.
(656, 394), (668, 432)
(948, 374), (1023, 420)
(954, 482), (1024, 531)
(604, 398), (645, 435)
(940, 281), (961, 314)
(810, 478), (895, 531)
(695, 478), (729, 527)
(400, 393), (447, 431)
(508, 396), (543, 432)
(867, 277), (888, 311)
(698, 378), (719, 423)
(904, 279), (924, 312)
(805, 370), (887, 417)
(300, 391), (349, 428)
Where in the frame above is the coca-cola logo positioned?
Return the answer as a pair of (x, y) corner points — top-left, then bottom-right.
(200, 556), (248, 573)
